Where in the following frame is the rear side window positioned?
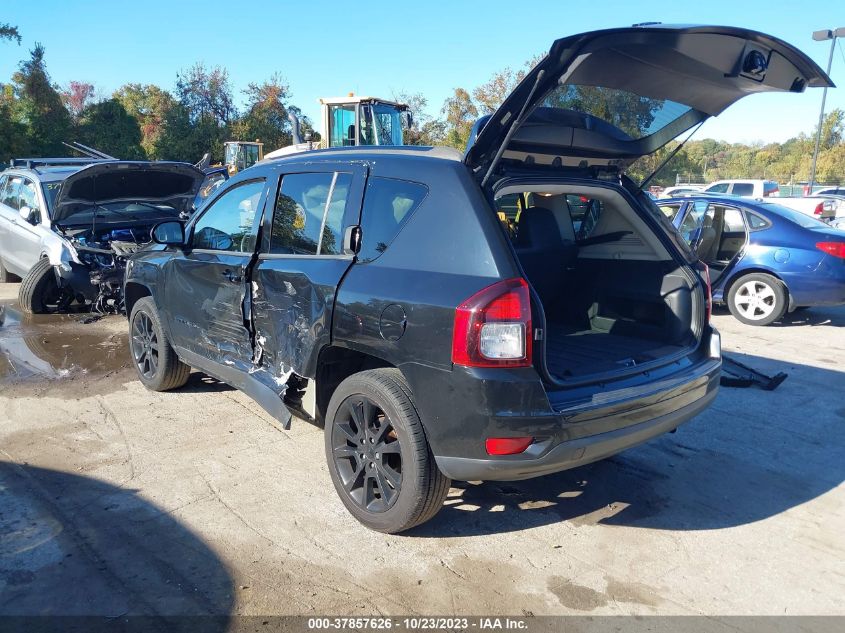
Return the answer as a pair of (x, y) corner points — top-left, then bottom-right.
(731, 183), (754, 196)
(1, 176), (23, 210)
(763, 181), (779, 196)
(746, 211), (770, 231)
(705, 183), (729, 194)
(722, 207), (746, 232)
(270, 172), (352, 255)
(358, 177), (428, 262)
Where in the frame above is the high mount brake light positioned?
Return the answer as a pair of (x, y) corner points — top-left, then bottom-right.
(452, 278), (532, 368)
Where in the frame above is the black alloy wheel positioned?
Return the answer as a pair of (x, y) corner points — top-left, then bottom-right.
(331, 395), (403, 513)
(131, 311), (160, 380)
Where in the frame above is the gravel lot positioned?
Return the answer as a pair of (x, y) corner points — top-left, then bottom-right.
(1, 281), (843, 617)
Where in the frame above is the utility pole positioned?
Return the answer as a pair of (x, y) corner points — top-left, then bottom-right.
(809, 27), (845, 192)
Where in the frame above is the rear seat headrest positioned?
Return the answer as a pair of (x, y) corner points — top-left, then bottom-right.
(517, 206), (565, 249)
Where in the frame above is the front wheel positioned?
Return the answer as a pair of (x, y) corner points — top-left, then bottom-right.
(727, 273), (787, 326)
(18, 258), (71, 314)
(324, 369), (450, 533)
(129, 297), (191, 391)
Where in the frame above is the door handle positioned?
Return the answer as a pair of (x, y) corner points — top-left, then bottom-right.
(221, 269), (242, 283)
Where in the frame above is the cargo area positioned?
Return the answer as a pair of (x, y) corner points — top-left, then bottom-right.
(496, 185), (700, 381)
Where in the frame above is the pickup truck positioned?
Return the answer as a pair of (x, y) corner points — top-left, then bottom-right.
(773, 196), (838, 221)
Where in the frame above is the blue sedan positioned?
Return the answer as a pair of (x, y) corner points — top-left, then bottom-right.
(657, 195), (845, 325)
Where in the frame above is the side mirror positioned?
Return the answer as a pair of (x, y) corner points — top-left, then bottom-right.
(19, 206), (37, 224)
(151, 221), (185, 246)
(402, 111), (413, 130)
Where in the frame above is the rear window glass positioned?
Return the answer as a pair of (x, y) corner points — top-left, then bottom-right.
(542, 84), (692, 140)
(732, 183), (754, 196)
(763, 204), (828, 229)
(358, 177), (428, 262)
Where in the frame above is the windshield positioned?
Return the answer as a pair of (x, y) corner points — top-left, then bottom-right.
(360, 103), (404, 146)
(761, 203), (830, 229)
(541, 84), (693, 140)
(41, 182), (62, 213)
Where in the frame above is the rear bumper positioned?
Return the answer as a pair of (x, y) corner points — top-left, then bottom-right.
(435, 382), (717, 481)
(432, 330), (721, 482)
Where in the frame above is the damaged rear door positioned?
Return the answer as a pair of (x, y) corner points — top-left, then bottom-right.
(250, 163), (366, 388)
(164, 178), (267, 367)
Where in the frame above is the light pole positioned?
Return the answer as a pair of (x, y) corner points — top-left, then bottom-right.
(809, 27), (845, 192)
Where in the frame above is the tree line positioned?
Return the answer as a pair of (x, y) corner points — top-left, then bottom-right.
(1, 37), (314, 165)
(2, 30), (843, 187)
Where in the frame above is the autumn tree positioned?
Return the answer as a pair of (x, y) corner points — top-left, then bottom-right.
(11, 44), (70, 156)
(440, 88), (478, 150)
(0, 22), (20, 44)
(113, 83), (175, 157)
(77, 98), (145, 159)
(62, 81), (96, 120)
(233, 74), (294, 151)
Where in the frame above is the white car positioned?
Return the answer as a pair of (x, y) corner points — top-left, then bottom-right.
(0, 159), (203, 313)
(660, 185), (704, 198)
(702, 179), (780, 198)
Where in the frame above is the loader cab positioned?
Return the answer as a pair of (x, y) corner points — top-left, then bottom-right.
(224, 141), (264, 175)
(322, 96), (411, 148)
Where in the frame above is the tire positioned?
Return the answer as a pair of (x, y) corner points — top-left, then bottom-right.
(18, 258), (68, 314)
(324, 368), (450, 534)
(129, 297), (191, 391)
(727, 273), (788, 326)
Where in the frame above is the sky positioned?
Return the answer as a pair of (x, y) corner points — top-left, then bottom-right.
(2, 0), (844, 147)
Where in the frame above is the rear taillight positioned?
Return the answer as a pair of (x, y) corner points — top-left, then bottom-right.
(816, 242), (845, 259)
(697, 261), (712, 322)
(452, 277), (532, 368)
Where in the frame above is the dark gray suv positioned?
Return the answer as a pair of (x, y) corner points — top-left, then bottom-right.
(124, 25), (830, 532)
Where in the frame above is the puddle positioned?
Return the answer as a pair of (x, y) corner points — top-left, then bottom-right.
(0, 302), (130, 383)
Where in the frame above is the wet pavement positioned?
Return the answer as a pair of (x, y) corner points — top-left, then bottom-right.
(0, 300), (130, 384)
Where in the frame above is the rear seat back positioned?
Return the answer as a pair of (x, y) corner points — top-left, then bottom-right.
(515, 206), (578, 307)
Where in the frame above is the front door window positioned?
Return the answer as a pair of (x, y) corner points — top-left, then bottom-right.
(192, 180), (265, 252)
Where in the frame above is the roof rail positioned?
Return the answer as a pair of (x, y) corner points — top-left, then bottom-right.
(9, 157), (112, 169)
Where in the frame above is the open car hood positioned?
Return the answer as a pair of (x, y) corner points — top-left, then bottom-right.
(52, 161), (205, 224)
(464, 25), (833, 177)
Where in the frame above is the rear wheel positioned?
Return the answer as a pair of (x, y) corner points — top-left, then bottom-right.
(129, 297), (191, 391)
(727, 273), (787, 326)
(324, 369), (450, 533)
(18, 258), (71, 314)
